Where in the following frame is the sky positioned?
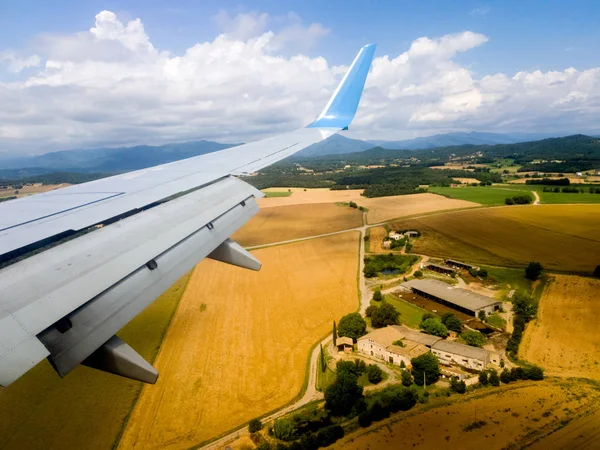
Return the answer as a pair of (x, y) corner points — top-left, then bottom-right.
(2, 0), (600, 155)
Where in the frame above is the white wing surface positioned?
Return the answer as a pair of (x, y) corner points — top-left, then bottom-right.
(0, 44), (376, 386)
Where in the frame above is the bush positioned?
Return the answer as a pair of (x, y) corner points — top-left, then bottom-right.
(461, 330), (486, 347)
(314, 425), (344, 448)
(249, 418), (263, 433)
(478, 371), (489, 385)
(525, 261), (544, 281)
(365, 305), (378, 318)
(524, 365), (544, 380)
(505, 197), (515, 205)
(419, 318), (448, 337)
(338, 312), (367, 341)
(500, 368), (513, 384)
(411, 353), (440, 386)
(413, 270), (423, 278)
(325, 371), (364, 416)
(593, 265), (600, 278)
(489, 370), (500, 386)
(450, 377), (467, 394)
(358, 410), (373, 428)
(336, 360), (366, 377)
(441, 312), (462, 333)
(401, 369), (413, 386)
(349, 201), (358, 208)
(478, 269), (488, 278)
(372, 289), (383, 302)
(421, 312), (436, 322)
(366, 364), (384, 384)
(371, 302), (401, 328)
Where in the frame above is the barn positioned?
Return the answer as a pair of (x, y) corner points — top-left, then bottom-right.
(401, 278), (502, 317)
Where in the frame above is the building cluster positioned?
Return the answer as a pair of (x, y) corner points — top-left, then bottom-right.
(382, 230), (418, 249)
(357, 325), (500, 372)
(400, 278), (502, 317)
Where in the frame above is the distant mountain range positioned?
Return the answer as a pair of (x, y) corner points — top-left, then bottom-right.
(0, 131), (582, 179)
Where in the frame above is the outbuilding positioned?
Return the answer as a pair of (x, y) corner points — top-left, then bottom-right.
(336, 336), (354, 353)
(431, 340), (500, 371)
(401, 278), (502, 317)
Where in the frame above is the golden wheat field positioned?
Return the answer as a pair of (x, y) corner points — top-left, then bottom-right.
(118, 232), (360, 450)
(520, 275), (600, 380)
(334, 379), (600, 450)
(529, 408), (600, 450)
(233, 203), (362, 247)
(0, 274), (190, 450)
(359, 193), (478, 224)
(258, 188), (364, 207)
(367, 226), (389, 253)
(392, 205), (600, 273)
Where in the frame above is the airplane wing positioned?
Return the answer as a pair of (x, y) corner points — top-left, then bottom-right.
(0, 44), (376, 386)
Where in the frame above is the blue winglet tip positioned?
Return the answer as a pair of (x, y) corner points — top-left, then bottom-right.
(307, 43), (376, 129)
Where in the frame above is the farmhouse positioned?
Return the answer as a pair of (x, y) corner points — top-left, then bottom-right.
(425, 263), (457, 276)
(392, 325), (441, 347)
(357, 326), (429, 367)
(388, 231), (403, 241)
(431, 340), (500, 371)
(401, 279), (502, 317)
(336, 336), (354, 353)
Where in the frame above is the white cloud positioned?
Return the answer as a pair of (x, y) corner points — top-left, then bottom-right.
(470, 6), (491, 17)
(1, 10), (600, 155)
(0, 51), (41, 73)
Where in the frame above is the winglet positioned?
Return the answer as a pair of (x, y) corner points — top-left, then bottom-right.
(307, 43), (376, 129)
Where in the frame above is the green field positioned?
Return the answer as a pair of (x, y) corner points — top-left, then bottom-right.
(490, 183), (600, 204)
(0, 274), (191, 450)
(263, 190), (293, 198)
(391, 205), (600, 275)
(375, 294), (431, 329)
(428, 186), (513, 205)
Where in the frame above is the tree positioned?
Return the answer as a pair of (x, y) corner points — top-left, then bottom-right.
(324, 371), (364, 416)
(478, 310), (486, 321)
(478, 269), (488, 278)
(478, 371), (489, 385)
(505, 197), (515, 205)
(593, 265), (600, 278)
(399, 360), (406, 369)
(441, 312), (462, 333)
(372, 290), (383, 302)
(249, 418), (263, 433)
(413, 270), (423, 278)
(419, 318), (448, 337)
(450, 378), (467, 394)
(411, 353), (440, 386)
(489, 370), (500, 386)
(525, 261), (544, 281)
(401, 369), (413, 386)
(500, 368), (513, 384)
(365, 305), (378, 318)
(338, 313), (366, 341)
(512, 292), (538, 322)
(349, 201), (358, 208)
(320, 345), (326, 373)
(371, 302), (401, 328)
(366, 364), (384, 384)
(461, 330), (486, 348)
(333, 321), (337, 346)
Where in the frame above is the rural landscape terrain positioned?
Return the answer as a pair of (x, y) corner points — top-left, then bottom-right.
(1, 134), (599, 449)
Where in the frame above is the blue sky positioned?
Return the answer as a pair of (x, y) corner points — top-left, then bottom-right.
(2, 1), (600, 153)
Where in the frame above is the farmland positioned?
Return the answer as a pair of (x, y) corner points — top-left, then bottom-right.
(358, 193), (478, 224)
(258, 187), (363, 208)
(233, 203), (362, 247)
(520, 275), (600, 380)
(391, 205), (600, 274)
(0, 183), (67, 199)
(333, 378), (600, 450)
(367, 226), (388, 253)
(427, 186), (515, 205)
(0, 274), (190, 450)
(380, 293), (432, 329)
(118, 233), (359, 449)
